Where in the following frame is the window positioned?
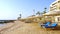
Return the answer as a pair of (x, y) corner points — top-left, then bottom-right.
(59, 7), (60, 9)
(52, 3), (56, 6)
(58, 17), (60, 21)
(58, 1), (60, 3)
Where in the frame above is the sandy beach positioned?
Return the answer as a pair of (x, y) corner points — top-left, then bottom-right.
(0, 21), (60, 34)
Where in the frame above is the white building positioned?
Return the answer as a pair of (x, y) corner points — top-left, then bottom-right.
(44, 0), (60, 23)
(50, 0), (60, 11)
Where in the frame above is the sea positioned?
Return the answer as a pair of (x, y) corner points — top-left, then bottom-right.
(0, 24), (6, 27)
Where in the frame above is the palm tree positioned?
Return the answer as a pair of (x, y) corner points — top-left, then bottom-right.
(20, 14), (22, 18)
(43, 7), (47, 14)
(33, 9), (35, 16)
(18, 14), (22, 20)
(36, 11), (40, 15)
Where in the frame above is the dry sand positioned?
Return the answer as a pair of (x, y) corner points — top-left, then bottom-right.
(0, 21), (60, 34)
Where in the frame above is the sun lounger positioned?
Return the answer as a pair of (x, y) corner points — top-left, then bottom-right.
(45, 23), (57, 28)
(41, 22), (51, 27)
(41, 22), (57, 28)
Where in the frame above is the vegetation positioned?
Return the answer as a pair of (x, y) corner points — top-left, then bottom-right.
(25, 20), (33, 23)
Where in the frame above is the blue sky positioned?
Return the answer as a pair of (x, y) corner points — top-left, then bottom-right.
(0, 0), (55, 20)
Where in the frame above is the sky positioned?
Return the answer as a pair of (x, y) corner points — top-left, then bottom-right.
(0, 0), (55, 20)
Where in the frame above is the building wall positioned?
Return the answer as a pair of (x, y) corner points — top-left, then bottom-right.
(55, 16), (60, 22)
(50, 0), (60, 11)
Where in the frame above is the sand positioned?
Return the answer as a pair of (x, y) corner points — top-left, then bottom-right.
(0, 21), (60, 34)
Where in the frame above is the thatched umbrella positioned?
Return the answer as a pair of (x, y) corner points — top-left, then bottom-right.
(54, 10), (60, 15)
(43, 10), (60, 16)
